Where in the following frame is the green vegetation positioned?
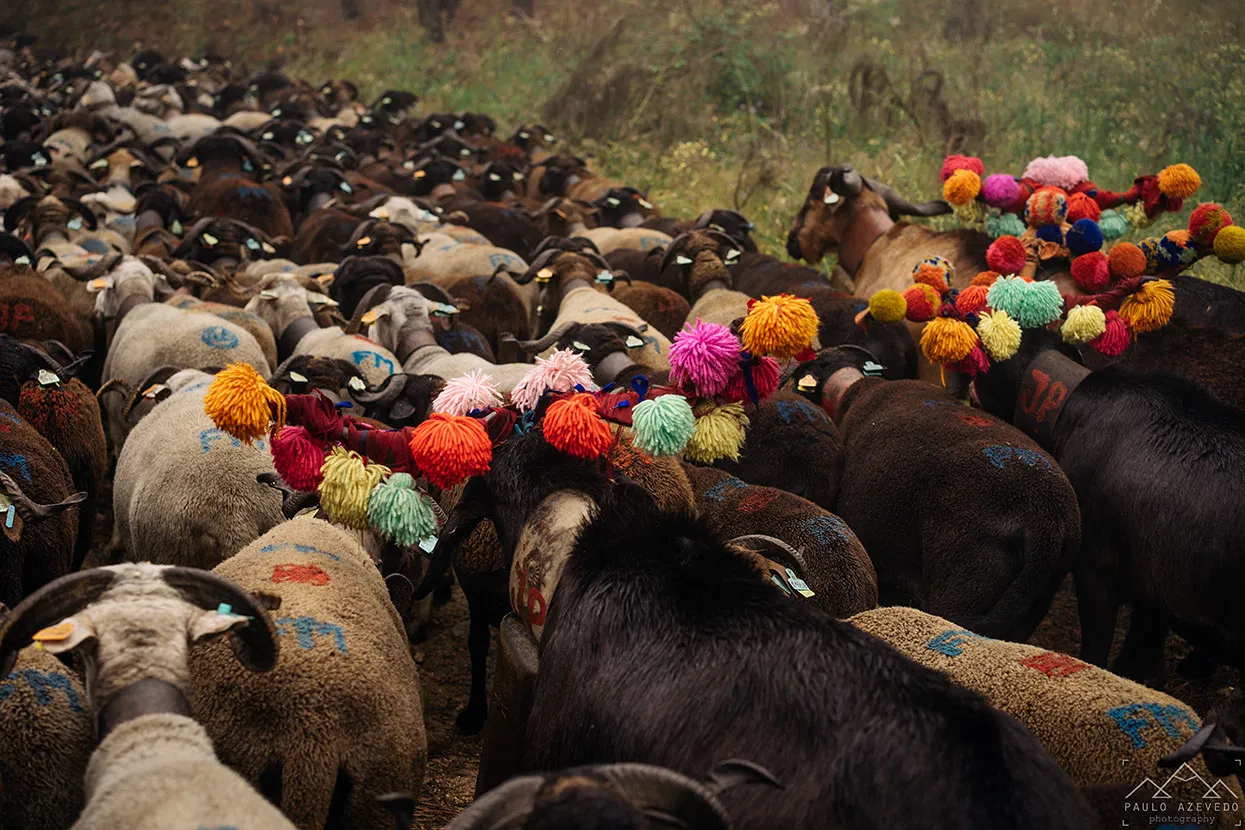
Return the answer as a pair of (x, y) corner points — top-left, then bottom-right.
(20, 0), (1245, 285)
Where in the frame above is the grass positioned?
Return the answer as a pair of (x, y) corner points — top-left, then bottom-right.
(17, 0), (1245, 286)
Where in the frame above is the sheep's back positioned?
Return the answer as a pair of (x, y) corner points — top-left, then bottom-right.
(544, 287), (670, 374)
(106, 304), (270, 386)
(165, 295), (279, 370)
(685, 289), (751, 330)
(294, 328), (398, 386)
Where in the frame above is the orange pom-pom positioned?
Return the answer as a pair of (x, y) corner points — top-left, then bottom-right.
(902, 283), (940, 323)
(543, 393), (613, 459)
(408, 413), (492, 489)
(1107, 243), (1147, 280)
(971, 270), (1000, 287)
(955, 284), (990, 315)
(1158, 164), (1201, 199)
(1065, 192), (1101, 223)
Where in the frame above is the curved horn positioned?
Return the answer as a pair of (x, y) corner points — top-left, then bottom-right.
(598, 763), (736, 830)
(658, 233), (694, 275)
(2, 195), (40, 233)
(62, 251), (123, 281)
(441, 776), (545, 829)
(0, 470), (86, 522)
(692, 209), (717, 229)
(345, 282), (394, 334)
(160, 568), (280, 672)
(0, 568), (118, 677)
(351, 371), (409, 406)
(0, 231), (34, 265)
(863, 177), (950, 218)
(61, 198), (99, 231)
(517, 320), (578, 354)
(528, 197), (561, 219)
(121, 365), (182, 420)
(514, 248), (560, 285)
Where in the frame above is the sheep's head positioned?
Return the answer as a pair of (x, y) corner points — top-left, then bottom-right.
(350, 371), (445, 428)
(510, 124), (557, 154)
(3, 193), (97, 246)
(0, 564), (280, 715)
(478, 159), (526, 202)
(271, 354), (366, 401)
(517, 240), (624, 332)
(536, 155), (590, 198)
(593, 187), (654, 229)
(407, 155), (467, 199)
(457, 112), (497, 138)
(659, 229), (744, 296)
(330, 255), (406, 318)
(245, 272), (336, 333)
(342, 218), (419, 259)
(80, 255), (163, 318)
(359, 285), (435, 347)
(694, 209), (758, 253)
(172, 217), (278, 266)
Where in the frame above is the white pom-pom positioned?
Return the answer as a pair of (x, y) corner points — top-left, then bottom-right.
(432, 370), (502, 416)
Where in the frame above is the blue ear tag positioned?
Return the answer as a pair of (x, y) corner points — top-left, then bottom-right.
(595, 270), (613, 284)
(242, 159), (254, 172)
(246, 238), (260, 251)
(770, 573), (793, 596)
(216, 603), (232, 615)
(863, 361), (885, 377)
(5, 505), (14, 529)
(340, 181), (353, 193)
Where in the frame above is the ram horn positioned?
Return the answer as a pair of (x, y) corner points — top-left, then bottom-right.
(0, 568), (117, 676)
(350, 372), (409, 406)
(440, 775), (544, 829)
(863, 176), (951, 218)
(161, 567), (280, 673)
(516, 320), (578, 354)
(2, 196), (41, 233)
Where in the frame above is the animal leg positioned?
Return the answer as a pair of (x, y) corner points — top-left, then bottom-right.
(1112, 602), (1168, 686)
(1074, 554), (1119, 667)
(457, 590), (492, 734)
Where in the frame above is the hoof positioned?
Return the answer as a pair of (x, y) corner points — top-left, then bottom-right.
(455, 705), (486, 735)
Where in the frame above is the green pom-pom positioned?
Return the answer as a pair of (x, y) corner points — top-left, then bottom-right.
(986, 211), (1026, 239)
(367, 473), (437, 548)
(985, 276), (1028, 317)
(1097, 209), (1129, 241)
(631, 394), (696, 456)
(1011, 280), (1065, 328)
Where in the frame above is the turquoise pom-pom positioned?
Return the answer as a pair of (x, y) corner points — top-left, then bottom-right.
(367, 473), (438, 548)
(1013, 280), (1065, 328)
(1097, 209), (1129, 241)
(985, 276), (1028, 317)
(631, 394), (696, 456)
(986, 211), (1027, 239)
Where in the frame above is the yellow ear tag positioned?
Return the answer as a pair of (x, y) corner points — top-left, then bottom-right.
(412, 170), (426, 179)
(315, 274), (335, 288)
(186, 157), (199, 168)
(32, 620), (74, 642)
(142, 383), (169, 398)
(282, 176), (293, 186)
(536, 268), (554, 283)
(797, 374), (817, 392)
(356, 236), (372, 247)
(360, 309), (380, 325)
(89, 277), (109, 291)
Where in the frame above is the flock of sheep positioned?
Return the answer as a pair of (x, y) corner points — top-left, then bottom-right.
(1, 35), (1245, 830)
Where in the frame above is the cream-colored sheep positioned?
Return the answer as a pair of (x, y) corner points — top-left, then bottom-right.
(541, 285), (671, 375)
(573, 227), (672, 255)
(165, 294), (278, 370)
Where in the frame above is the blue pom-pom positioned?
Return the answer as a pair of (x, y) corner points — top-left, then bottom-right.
(1066, 218), (1104, 257)
(1036, 224), (1064, 244)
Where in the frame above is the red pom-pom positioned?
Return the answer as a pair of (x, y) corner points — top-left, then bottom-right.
(955, 284), (990, 316)
(409, 413), (492, 488)
(543, 393), (613, 459)
(1089, 309), (1131, 356)
(271, 426), (327, 491)
(1107, 243), (1147, 280)
(902, 284), (939, 323)
(986, 235), (1028, 275)
(1188, 203), (1234, 248)
(1065, 192), (1101, 223)
(1070, 251), (1110, 292)
(949, 344), (990, 376)
(940, 154), (985, 182)
(721, 356), (781, 403)
(1025, 187), (1069, 227)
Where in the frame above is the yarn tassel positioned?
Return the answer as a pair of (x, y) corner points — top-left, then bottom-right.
(204, 363), (286, 442)
(631, 394), (696, 456)
(739, 295), (819, 359)
(1117, 279), (1174, 334)
(1061, 305), (1107, 345)
(920, 316), (978, 364)
(367, 473), (438, 547)
(669, 320), (740, 396)
(270, 426), (327, 491)
(408, 413), (492, 489)
(543, 393), (614, 459)
(1088, 310), (1131, 356)
(319, 447), (390, 529)
(684, 402), (749, 463)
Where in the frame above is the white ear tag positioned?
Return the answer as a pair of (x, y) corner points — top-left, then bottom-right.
(90, 159), (109, 170)
(201, 233), (218, 246)
(452, 169), (466, 182)
(727, 250), (741, 262)
(625, 335), (645, 348)
(572, 341), (590, 351)
(339, 181), (353, 193)
(606, 197), (620, 207)
(171, 219), (183, 234)
(261, 131), (274, 140)
(68, 217), (83, 231)
(348, 376), (366, 391)
(676, 255), (693, 266)
(419, 537), (437, 554)
(262, 242), (276, 254)
(638, 199), (653, 210)
(289, 371), (308, 383)
(536, 268), (554, 283)
(595, 270), (614, 284)
(37, 370), (60, 387)
(259, 289), (278, 299)
(797, 374), (817, 392)
(513, 172), (524, 181)
(823, 190), (840, 205)
(544, 134), (555, 143)
(518, 131), (530, 140)
(403, 160), (416, 170)
(488, 173), (502, 181)
(454, 120), (465, 130)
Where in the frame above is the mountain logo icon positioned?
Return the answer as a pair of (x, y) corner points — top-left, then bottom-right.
(1125, 763), (1241, 802)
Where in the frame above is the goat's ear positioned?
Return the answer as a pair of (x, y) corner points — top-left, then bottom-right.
(34, 614), (96, 655)
(248, 591), (282, 612)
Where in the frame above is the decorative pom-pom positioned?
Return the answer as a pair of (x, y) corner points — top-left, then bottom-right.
(740, 294), (819, 359)
(1065, 218), (1104, 257)
(955, 284), (990, 316)
(1138, 237), (1162, 270)
(1156, 231), (1199, 269)
(1097, 209), (1129, 240)
(902, 283), (940, 323)
(1157, 164), (1201, 199)
(1036, 224), (1065, 245)
(1061, 304), (1106, 345)
(977, 310), (1022, 361)
(1014, 280), (1065, 328)
(433, 370), (502, 416)
(1118, 278), (1174, 334)
(319, 447), (390, 530)
(669, 320), (741, 396)
(1070, 252), (1110, 292)
(510, 348), (595, 411)
(942, 169), (981, 206)
(1065, 192), (1101, 223)
(952, 200), (988, 229)
(950, 344), (991, 376)
(868, 289), (907, 323)
(971, 270), (1000, 287)
(1025, 187), (1068, 227)
(986, 211), (1027, 238)
(722, 356), (780, 404)
(1214, 225), (1245, 264)
(940, 154), (985, 182)
(982, 174), (1020, 209)
(1107, 243), (1147, 280)
(631, 394), (696, 456)
(409, 413), (492, 488)
(1089, 310), (1131, 356)
(912, 256), (955, 294)
(920, 316), (978, 364)
(986, 235), (1028, 275)
(271, 426), (326, 491)
(684, 402), (749, 463)
(1023, 155), (1089, 189)
(985, 276), (1027, 317)
(204, 363), (286, 443)
(543, 393), (613, 459)
(1188, 203), (1233, 248)
(367, 473), (438, 547)
(1123, 201), (1152, 229)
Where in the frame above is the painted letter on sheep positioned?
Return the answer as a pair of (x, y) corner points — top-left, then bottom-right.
(1107, 703), (1199, 749)
(0, 669), (83, 712)
(275, 615), (348, 654)
(200, 326), (241, 350)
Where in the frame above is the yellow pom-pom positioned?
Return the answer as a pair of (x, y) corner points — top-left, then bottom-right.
(204, 362), (285, 443)
(976, 310), (1022, 362)
(318, 446), (390, 529)
(1118, 278), (1174, 334)
(1157, 164), (1201, 199)
(919, 316), (978, 364)
(1214, 225), (1245, 264)
(739, 294), (819, 359)
(868, 289), (907, 324)
(1061, 304), (1106, 345)
(952, 199), (988, 229)
(942, 169), (982, 206)
(683, 402), (749, 463)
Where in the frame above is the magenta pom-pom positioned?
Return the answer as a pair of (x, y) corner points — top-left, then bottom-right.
(1089, 309), (1131, 356)
(669, 319), (742, 396)
(271, 426), (327, 492)
(1022, 155), (1090, 190)
(721, 356), (781, 403)
(949, 344), (991, 376)
(981, 174), (1020, 208)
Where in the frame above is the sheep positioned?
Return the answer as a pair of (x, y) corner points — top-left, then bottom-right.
(417, 268), (535, 353)
(0, 609), (93, 830)
(794, 345), (1081, 641)
(0, 399), (85, 606)
(851, 606), (1243, 826)
(405, 239), (529, 282)
(113, 369), (283, 569)
(0, 261), (94, 354)
(545, 321), (661, 387)
(181, 134), (294, 239)
(683, 464), (878, 618)
(0, 338), (106, 570)
(164, 292), (280, 371)
(610, 281), (689, 341)
(245, 272), (399, 385)
(973, 327), (1245, 684)
(423, 428), (1095, 829)
(189, 516), (427, 830)
(659, 229), (757, 328)
(0, 564), (298, 830)
(573, 226), (672, 255)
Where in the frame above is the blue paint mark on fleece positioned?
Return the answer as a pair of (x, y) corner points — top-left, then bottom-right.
(983, 445), (1051, 470)
(0, 669), (83, 712)
(0, 411), (20, 425)
(201, 327), (240, 350)
(926, 629), (988, 657)
(775, 399), (828, 425)
(260, 542), (341, 561)
(705, 476), (747, 502)
(805, 515), (849, 545)
(199, 428), (266, 453)
(275, 616), (347, 654)
(352, 350), (395, 374)
(0, 452), (30, 480)
(235, 184), (272, 200)
(1107, 703), (1198, 749)
(487, 252), (523, 270)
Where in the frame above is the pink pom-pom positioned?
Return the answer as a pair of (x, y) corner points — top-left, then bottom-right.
(433, 369), (502, 416)
(271, 426), (327, 491)
(1089, 310), (1131, 356)
(981, 174), (1020, 208)
(721, 356), (780, 403)
(949, 344), (990, 376)
(510, 348), (595, 411)
(940, 154), (985, 182)
(669, 319), (742, 396)
(1022, 155), (1089, 190)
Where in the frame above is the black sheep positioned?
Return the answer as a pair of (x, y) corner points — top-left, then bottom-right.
(974, 328), (1245, 682)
